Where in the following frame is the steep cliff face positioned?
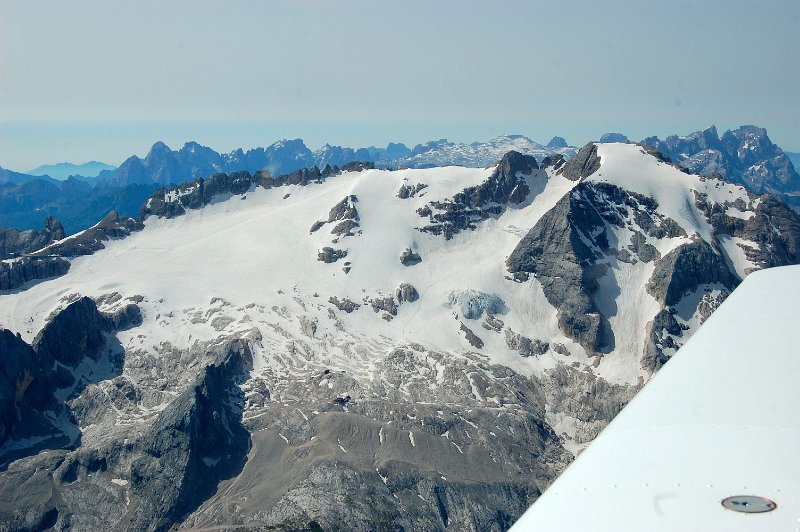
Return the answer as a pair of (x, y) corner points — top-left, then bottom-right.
(128, 342), (251, 531)
(507, 185), (610, 354)
(0, 215), (65, 259)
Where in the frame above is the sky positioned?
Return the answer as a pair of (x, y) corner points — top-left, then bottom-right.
(1, 0), (798, 170)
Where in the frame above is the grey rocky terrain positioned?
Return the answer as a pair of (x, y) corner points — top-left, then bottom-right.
(0, 216), (65, 260)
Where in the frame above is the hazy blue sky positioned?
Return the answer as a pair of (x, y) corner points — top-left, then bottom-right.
(1, 0), (798, 170)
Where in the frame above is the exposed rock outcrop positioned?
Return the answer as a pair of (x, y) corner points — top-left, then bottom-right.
(460, 322), (484, 349)
(559, 143), (600, 181)
(397, 182), (428, 199)
(0, 330), (39, 443)
(327, 195), (359, 224)
(369, 296), (398, 316)
(31, 210), (143, 258)
(395, 283), (419, 303)
(505, 330), (549, 357)
(0, 256), (70, 291)
(309, 195), (360, 237)
(140, 164), (371, 222)
(647, 240), (739, 306)
(507, 185), (610, 354)
(642, 307), (686, 372)
(0, 215), (66, 259)
(418, 151), (538, 239)
(328, 296), (360, 313)
(0, 296), (142, 463)
(32, 297), (112, 366)
(400, 247), (422, 266)
(317, 247), (348, 263)
(507, 180), (687, 355)
(542, 364), (640, 445)
(128, 341), (251, 531)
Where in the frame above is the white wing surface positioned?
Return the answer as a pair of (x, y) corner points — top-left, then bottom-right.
(512, 265), (800, 531)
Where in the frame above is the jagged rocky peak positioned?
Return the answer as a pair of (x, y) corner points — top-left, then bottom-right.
(541, 153), (566, 172)
(642, 124), (800, 198)
(128, 340), (251, 530)
(0, 329), (40, 443)
(646, 240), (739, 306)
(42, 215), (66, 241)
(472, 150), (539, 205)
(559, 143), (601, 181)
(31, 210), (143, 258)
(33, 296), (112, 366)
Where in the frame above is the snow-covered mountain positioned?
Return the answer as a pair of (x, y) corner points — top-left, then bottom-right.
(400, 135), (577, 168)
(1, 143), (798, 530)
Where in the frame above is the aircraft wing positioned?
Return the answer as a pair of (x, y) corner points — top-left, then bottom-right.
(511, 265), (800, 531)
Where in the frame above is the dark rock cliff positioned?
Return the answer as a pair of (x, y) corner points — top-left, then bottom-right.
(127, 340), (252, 531)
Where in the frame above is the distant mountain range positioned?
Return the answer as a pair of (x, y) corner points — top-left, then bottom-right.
(1, 126), (798, 235)
(641, 125), (799, 198)
(27, 161), (116, 180)
(0, 177), (159, 234)
(95, 135), (578, 188)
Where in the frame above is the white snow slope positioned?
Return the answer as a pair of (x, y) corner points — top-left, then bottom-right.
(0, 143), (764, 399)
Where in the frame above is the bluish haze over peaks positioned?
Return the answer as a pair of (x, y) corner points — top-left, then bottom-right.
(1, 0), (798, 169)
